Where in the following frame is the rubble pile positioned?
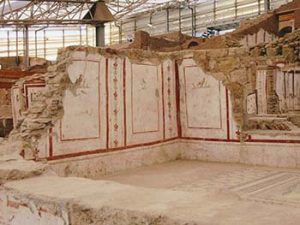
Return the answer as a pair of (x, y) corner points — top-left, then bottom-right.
(247, 118), (292, 131)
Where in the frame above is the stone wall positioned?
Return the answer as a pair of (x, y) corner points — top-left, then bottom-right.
(0, 89), (13, 137)
(0, 57), (49, 72)
(0, 89), (11, 119)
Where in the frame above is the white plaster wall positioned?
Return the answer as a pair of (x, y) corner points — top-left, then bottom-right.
(51, 53), (107, 156)
(31, 54), (179, 160)
(49, 140), (180, 178)
(179, 58), (228, 140)
(180, 140), (300, 169)
(125, 60), (164, 145)
(10, 49), (300, 170)
(10, 55), (187, 162)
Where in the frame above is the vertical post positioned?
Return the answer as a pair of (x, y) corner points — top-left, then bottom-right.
(86, 25), (89, 46)
(134, 19), (137, 32)
(194, 6), (196, 36)
(24, 25), (30, 68)
(43, 30), (46, 59)
(95, 23), (105, 47)
(79, 26), (82, 45)
(179, 6), (181, 32)
(16, 28), (19, 65)
(191, 7), (194, 36)
(62, 29), (65, 48)
(235, 0), (238, 19)
(166, 8), (170, 33)
(35, 29), (38, 58)
(7, 31), (9, 57)
(188, 5), (195, 36)
(109, 23), (112, 45)
(264, 0), (270, 12)
(119, 21), (122, 44)
(213, 0), (216, 22)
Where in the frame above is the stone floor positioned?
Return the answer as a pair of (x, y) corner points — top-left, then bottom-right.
(100, 160), (300, 208)
(2, 160), (300, 225)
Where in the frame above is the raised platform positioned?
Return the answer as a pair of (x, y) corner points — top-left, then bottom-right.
(1, 160), (300, 225)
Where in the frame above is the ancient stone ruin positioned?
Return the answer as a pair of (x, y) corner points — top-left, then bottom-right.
(0, 1), (300, 224)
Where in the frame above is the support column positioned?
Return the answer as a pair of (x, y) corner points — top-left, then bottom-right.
(62, 29), (65, 48)
(264, 0), (270, 12)
(166, 8), (170, 33)
(179, 6), (181, 32)
(24, 25), (30, 68)
(95, 23), (105, 47)
(7, 31), (10, 57)
(118, 21), (122, 44)
(188, 5), (195, 36)
(16, 28), (19, 65)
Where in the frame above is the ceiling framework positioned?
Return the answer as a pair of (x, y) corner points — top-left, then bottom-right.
(0, 0), (99, 26)
(109, 0), (178, 19)
(0, 0), (208, 26)
(0, 0), (212, 67)
(108, 0), (207, 20)
(0, 0), (193, 65)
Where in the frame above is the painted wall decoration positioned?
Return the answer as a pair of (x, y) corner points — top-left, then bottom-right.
(16, 52), (179, 160)
(162, 60), (178, 139)
(126, 61), (164, 145)
(179, 58), (229, 140)
(51, 53), (107, 157)
(11, 52), (300, 161)
(107, 57), (125, 148)
(0, 192), (68, 225)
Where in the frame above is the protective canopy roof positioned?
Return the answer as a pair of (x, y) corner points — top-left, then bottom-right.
(0, 0), (211, 26)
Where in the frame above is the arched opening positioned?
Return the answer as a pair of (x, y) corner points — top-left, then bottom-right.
(188, 41), (199, 48)
(278, 26), (293, 37)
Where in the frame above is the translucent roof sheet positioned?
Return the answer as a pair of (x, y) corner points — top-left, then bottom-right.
(108, 0), (212, 18)
(0, 0), (212, 26)
(1, 1), (30, 15)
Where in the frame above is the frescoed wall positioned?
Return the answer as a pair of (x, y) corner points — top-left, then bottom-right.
(12, 52), (179, 160)
(11, 49), (300, 163)
(178, 58), (231, 141)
